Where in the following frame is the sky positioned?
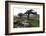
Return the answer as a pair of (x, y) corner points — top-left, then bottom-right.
(13, 7), (40, 16)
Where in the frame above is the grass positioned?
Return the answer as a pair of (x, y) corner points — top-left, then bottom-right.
(15, 18), (39, 27)
(28, 19), (39, 27)
(14, 16), (39, 27)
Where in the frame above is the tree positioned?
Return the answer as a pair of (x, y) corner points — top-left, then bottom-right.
(25, 9), (37, 20)
(25, 9), (33, 20)
(32, 12), (37, 15)
(18, 13), (24, 18)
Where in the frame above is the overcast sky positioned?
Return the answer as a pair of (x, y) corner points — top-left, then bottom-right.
(13, 7), (40, 16)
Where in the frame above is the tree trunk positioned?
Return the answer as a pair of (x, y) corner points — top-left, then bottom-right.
(27, 14), (29, 20)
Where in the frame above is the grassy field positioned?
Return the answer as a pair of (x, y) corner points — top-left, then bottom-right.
(14, 18), (39, 27)
(28, 19), (39, 27)
(14, 15), (39, 28)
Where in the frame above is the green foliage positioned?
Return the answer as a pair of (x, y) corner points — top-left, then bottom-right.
(29, 19), (39, 27)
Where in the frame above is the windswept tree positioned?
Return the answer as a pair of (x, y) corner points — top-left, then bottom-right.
(24, 9), (33, 20)
(24, 9), (37, 20)
(32, 12), (37, 15)
(18, 13), (24, 18)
